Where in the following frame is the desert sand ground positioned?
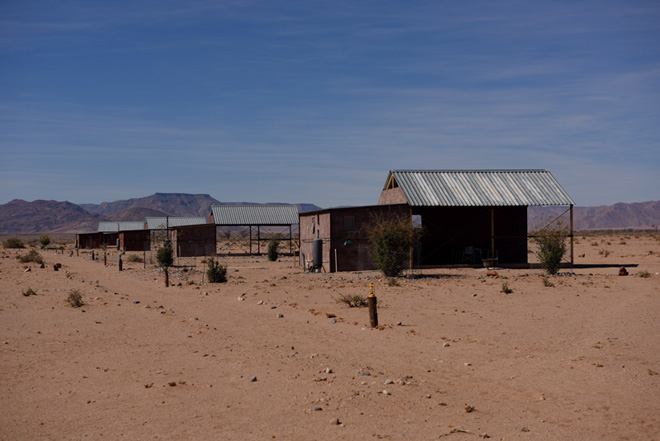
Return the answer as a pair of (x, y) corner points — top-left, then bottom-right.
(1, 233), (659, 441)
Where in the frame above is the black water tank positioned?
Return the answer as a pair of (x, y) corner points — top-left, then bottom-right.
(313, 239), (323, 268)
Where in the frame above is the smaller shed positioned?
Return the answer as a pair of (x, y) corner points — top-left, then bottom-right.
(299, 204), (409, 272)
(98, 221), (150, 252)
(209, 205), (299, 255)
(77, 232), (103, 249)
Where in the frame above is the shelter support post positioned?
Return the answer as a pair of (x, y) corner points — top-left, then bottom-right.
(570, 205), (574, 267)
(491, 208), (495, 263)
(409, 207), (413, 271)
(258, 226), (261, 254)
(249, 226), (252, 255)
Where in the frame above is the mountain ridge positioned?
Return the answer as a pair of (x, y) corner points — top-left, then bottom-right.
(0, 194), (322, 234)
(1, 194), (658, 234)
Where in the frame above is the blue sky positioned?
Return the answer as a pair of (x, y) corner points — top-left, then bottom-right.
(1, 0), (658, 208)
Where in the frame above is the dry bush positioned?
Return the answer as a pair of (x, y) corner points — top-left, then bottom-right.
(67, 289), (84, 308)
(335, 293), (367, 307)
(126, 254), (143, 263)
(22, 287), (37, 297)
(18, 250), (44, 264)
(4, 238), (25, 249)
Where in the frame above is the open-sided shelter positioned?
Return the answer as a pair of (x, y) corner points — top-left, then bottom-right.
(378, 170), (575, 267)
(209, 205), (299, 255)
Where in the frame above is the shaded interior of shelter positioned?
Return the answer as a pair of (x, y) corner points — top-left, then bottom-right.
(412, 206), (528, 267)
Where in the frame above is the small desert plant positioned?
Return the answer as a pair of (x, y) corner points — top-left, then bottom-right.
(39, 235), (51, 249)
(206, 257), (227, 283)
(638, 270), (650, 278)
(541, 277), (554, 287)
(18, 250), (44, 264)
(501, 283), (513, 294)
(156, 240), (174, 268)
(67, 289), (84, 307)
(126, 254), (143, 263)
(365, 213), (422, 278)
(267, 239), (279, 262)
(335, 293), (368, 307)
(22, 287), (37, 297)
(4, 237), (25, 249)
(530, 220), (569, 276)
(388, 277), (400, 286)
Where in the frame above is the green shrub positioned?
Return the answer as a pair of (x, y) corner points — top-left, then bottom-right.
(206, 257), (227, 283)
(156, 240), (174, 268)
(67, 289), (84, 307)
(365, 213), (422, 277)
(501, 283), (513, 294)
(39, 235), (51, 249)
(4, 238), (25, 249)
(531, 221), (569, 275)
(638, 270), (650, 278)
(267, 239), (279, 261)
(18, 250), (44, 264)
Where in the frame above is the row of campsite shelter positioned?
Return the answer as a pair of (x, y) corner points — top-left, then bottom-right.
(77, 170), (576, 271)
(76, 205), (300, 257)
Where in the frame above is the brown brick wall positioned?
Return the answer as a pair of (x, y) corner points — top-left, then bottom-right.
(378, 187), (407, 205)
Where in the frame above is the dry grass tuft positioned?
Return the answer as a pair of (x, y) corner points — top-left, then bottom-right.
(67, 289), (84, 308)
(335, 293), (367, 307)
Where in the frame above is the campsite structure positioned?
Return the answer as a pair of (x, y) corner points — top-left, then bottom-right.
(76, 206), (300, 258)
(209, 205), (300, 256)
(299, 169), (574, 272)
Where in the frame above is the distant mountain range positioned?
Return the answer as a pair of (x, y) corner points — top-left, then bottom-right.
(0, 194), (658, 234)
(0, 194), (322, 234)
(529, 201), (660, 231)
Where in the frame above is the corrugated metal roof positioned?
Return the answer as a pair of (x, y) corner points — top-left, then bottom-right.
(98, 221), (145, 232)
(98, 222), (119, 233)
(386, 170), (574, 207)
(211, 205), (299, 226)
(146, 217), (208, 230)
